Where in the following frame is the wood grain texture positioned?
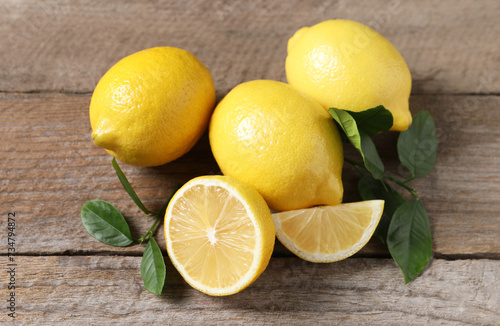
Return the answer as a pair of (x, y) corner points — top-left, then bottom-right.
(1, 1), (499, 325)
(1, 0), (499, 94)
(1, 93), (499, 257)
(0, 256), (497, 325)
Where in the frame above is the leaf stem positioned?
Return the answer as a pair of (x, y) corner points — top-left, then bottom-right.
(344, 157), (364, 168)
(383, 174), (418, 198)
(404, 175), (416, 183)
(344, 157), (366, 176)
(345, 157), (418, 198)
(137, 186), (180, 244)
(112, 157), (153, 215)
(137, 214), (162, 244)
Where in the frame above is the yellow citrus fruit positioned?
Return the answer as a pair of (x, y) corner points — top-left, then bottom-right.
(89, 47), (216, 167)
(286, 19), (412, 131)
(209, 80), (344, 212)
(273, 200), (384, 263)
(164, 175), (275, 296)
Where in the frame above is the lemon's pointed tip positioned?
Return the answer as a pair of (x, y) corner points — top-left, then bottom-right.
(91, 131), (101, 145)
(91, 126), (117, 147)
(91, 130), (123, 165)
(90, 131), (99, 142)
(390, 112), (413, 131)
(91, 131), (106, 148)
(287, 26), (309, 53)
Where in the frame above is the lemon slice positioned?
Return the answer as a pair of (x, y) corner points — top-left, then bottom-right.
(164, 176), (275, 296)
(272, 200), (384, 263)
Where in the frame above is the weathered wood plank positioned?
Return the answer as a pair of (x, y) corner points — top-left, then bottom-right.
(1, 93), (499, 257)
(1, 256), (498, 325)
(1, 0), (498, 94)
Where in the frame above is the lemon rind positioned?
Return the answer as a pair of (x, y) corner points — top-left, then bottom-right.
(165, 176), (272, 296)
(272, 200), (384, 263)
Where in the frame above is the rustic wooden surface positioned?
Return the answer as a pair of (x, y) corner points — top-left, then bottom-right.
(1, 257), (499, 325)
(1, 0), (499, 325)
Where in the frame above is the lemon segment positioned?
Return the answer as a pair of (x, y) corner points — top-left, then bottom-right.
(272, 200), (384, 263)
(164, 176), (275, 296)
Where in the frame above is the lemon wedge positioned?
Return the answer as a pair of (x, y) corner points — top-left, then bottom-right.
(272, 200), (384, 263)
(164, 176), (275, 296)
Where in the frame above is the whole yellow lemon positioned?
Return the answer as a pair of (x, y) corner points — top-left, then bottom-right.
(90, 47), (216, 167)
(286, 19), (412, 131)
(209, 80), (344, 212)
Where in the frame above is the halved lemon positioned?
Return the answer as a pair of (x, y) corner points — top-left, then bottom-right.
(272, 200), (384, 263)
(164, 175), (275, 296)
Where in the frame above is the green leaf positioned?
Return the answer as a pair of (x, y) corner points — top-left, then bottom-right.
(358, 175), (406, 244)
(112, 157), (152, 215)
(329, 108), (362, 150)
(387, 199), (432, 284)
(329, 108), (385, 179)
(81, 200), (133, 247)
(141, 237), (166, 295)
(359, 131), (385, 179)
(345, 105), (393, 136)
(397, 111), (438, 178)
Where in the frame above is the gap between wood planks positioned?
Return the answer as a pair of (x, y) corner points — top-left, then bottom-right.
(1, 251), (498, 260)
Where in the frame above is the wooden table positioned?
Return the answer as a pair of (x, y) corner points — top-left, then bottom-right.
(1, 1), (499, 324)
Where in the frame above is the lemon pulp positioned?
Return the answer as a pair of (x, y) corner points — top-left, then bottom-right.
(165, 176), (274, 296)
(273, 200), (384, 263)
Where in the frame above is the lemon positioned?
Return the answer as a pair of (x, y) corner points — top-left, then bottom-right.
(89, 47), (216, 167)
(286, 19), (412, 131)
(164, 175), (275, 296)
(209, 80), (344, 212)
(273, 200), (384, 263)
